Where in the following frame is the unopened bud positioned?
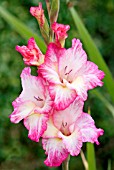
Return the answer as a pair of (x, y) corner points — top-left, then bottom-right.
(30, 3), (45, 27)
(30, 3), (49, 45)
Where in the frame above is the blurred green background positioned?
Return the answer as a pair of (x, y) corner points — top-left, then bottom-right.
(0, 0), (114, 169)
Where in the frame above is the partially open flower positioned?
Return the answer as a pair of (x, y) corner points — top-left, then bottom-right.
(16, 37), (45, 66)
(30, 2), (45, 27)
(10, 67), (53, 142)
(51, 22), (70, 47)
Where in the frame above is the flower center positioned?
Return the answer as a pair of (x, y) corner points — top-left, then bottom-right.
(34, 96), (44, 107)
(64, 66), (72, 76)
(61, 66), (72, 84)
(34, 96), (43, 101)
(60, 121), (71, 136)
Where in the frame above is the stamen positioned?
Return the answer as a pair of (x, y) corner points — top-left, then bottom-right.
(62, 122), (67, 127)
(34, 96), (43, 101)
(65, 69), (72, 75)
(64, 66), (67, 71)
(64, 65), (72, 75)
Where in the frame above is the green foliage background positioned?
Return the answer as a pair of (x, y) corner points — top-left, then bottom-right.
(0, 0), (114, 169)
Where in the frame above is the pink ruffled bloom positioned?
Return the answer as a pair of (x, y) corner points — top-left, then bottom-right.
(39, 38), (105, 110)
(42, 98), (104, 167)
(10, 67), (53, 142)
(51, 22), (70, 46)
(16, 37), (45, 66)
(30, 2), (45, 27)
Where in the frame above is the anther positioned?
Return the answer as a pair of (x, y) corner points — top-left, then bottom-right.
(62, 122), (67, 127)
(65, 69), (72, 75)
(64, 66), (67, 71)
(34, 96), (43, 101)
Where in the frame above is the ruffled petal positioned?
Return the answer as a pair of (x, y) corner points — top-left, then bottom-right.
(20, 67), (45, 106)
(53, 98), (84, 130)
(45, 43), (65, 62)
(20, 67), (53, 113)
(10, 101), (35, 123)
(10, 67), (52, 124)
(76, 113), (104, 145)
(74, 61), (105, 91)
(42, 117), (59, 138)
(42, 138), (69, 167)
(49, 84), (77, 110)
(39, 60), (61, 84)
(24, 113), (48, 142)
(58, 129), (82, 156)
(71, 76), (87, 100)
(82, 61), (105, 89)
(58, 38), (87, 82)
(39, 43), (66, 84)
(71, 60), (105, 100)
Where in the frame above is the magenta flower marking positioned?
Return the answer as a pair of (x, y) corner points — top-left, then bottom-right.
(42, 98), (104, 167)
(16, 37), (44, 66)
(10, 67), (53, 142)
(39, 38), (105, 110)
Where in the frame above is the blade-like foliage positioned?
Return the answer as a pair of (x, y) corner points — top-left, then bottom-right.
(108, 159), (111, 170)
(90, 90), (114, 117)
(87, 108), (96, 170)
(0, 6), (46, 53)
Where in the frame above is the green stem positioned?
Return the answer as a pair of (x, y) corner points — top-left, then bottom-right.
(62, 155), (70, 170)
(80, 150), (88, 170)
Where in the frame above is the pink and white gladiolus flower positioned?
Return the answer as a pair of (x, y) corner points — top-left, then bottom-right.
(42, 98), (104, 167)
(10, 67), (53, 142)
(39, 38), (105, 110)
(16, 37), (45, 66)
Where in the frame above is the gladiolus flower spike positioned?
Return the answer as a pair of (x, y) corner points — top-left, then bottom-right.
(10, 1), (105, 168)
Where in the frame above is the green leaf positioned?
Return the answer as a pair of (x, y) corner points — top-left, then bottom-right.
(87, 142), (96, 170)
(87, 108), (96, 170)
(108, 159), (111, 170)
(0, 6), (46, 53)
(90, 90), (114, 117)
(67, 5), (114, 103)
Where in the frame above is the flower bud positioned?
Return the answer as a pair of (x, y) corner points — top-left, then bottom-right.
(16, 37), (45, 66)
(51, 22), (70, 47)
(30, 2), (45, 27)
(30, 3), (49, 45)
